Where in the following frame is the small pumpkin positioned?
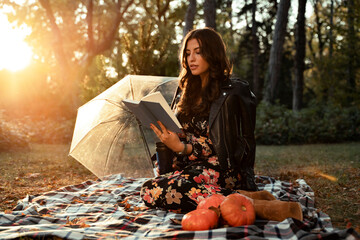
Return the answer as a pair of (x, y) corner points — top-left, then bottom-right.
(220, 193), (255, 227)
(181, 208), (219, 231)
(197, 193), (226, 210)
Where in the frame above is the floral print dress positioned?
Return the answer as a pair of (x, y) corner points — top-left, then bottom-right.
(140, 113), (242, 213)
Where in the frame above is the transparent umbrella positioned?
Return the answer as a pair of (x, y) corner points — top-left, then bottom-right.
(69, 75), (178, 179)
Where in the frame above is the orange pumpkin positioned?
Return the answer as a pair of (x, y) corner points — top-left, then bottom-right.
(181, 208), (219, 231)
(220, 193), (255, 227)
(197, 194), (226, 210)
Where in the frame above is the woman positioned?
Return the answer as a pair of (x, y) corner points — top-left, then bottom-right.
(140, 27), (257, 212)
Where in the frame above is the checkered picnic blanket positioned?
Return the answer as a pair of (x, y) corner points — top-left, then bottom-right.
(0, 174), (358, 240)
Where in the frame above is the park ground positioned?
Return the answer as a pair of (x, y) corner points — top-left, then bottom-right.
(0, 142), (359, 231)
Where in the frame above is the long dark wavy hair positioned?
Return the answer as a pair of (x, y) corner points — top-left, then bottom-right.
(177, 27), (232, 117)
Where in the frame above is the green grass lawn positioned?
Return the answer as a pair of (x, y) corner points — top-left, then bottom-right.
(255, 142), (360, 230)
(0, 142), (359, 231)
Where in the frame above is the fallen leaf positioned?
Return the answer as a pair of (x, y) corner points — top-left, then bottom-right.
(79, 222), (90, 228)
(25, 173), (41, 178)
(71, 197), (84, 204)
(346, 221), (352, 229)
(4, 209), (12, 214)
(170, 218), (182, 225)
(124, 203), (131, 210)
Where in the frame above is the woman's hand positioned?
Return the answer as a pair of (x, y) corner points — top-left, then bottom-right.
(150, 121), (184, 153)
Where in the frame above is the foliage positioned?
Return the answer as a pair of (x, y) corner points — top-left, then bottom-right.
(305, 0), (360, 107)
(120, 2), (181, 76)
(0, 110), (74, 152)
(80, 55), (120, 102)
(0, 110), (30, 151)
(255, 101), (360, 145)
(81, 0), (183, 103)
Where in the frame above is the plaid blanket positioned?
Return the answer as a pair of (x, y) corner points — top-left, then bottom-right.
(0, 174), (358, 240)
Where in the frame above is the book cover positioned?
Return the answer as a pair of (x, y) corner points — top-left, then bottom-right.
(123, 92), (182, 133)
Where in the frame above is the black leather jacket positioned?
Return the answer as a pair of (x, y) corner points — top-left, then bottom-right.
(171, 78), (257, 191)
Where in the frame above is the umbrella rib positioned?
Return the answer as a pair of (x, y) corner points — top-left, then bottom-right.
(130, 77), (135, 100)
(69, 117), (125, 155)
(150, 78), (177, 95)
(105, 99), (123, 107)
(104, 115), (135, 171)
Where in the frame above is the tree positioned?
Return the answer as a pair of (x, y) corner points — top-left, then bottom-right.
(251, 0), (261, 101)
(313, 0), (324, 58)
(305, 0), (359, 106)
(329, 0), (334, 58)
(43, 0), (135, 111)
(264, 0), (291, 104)
(231, 0), (278, 98)
(183, 0), (196, 37)
(293, 0), (307, 111)
(346, 0), (356, 102)
(204, 0), (216, 29)
(120, 0), (181, 77)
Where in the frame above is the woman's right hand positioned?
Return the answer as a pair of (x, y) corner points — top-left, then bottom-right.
(150, 121), (184, 153)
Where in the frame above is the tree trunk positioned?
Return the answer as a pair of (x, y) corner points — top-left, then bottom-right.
(347, 0), (356, 101)
(226, 0), (236, 63)
(313, 0), (324, 58)
(264, 0), (290, 104)
(252, 0), (261, 101)
(204, 0), (216, 29)
(293, 0), (307, 111)
(226, 0), (233, 32)
(183, 0), (196, 37)
(38, 0), (78, 111)
(329, 0), (334, 58)
(328, 0), (334, 100)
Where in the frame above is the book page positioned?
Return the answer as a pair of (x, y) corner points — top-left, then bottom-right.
(122, 100), (157, 128)
(141, 101), (182, 133)
(141, 92), (182, 128)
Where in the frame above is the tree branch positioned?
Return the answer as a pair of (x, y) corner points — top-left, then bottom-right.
(158, 0), (170, 22)
(93, 0), (134, 55)
(86, 0), (94, 51)
(38, 0), (69, 72)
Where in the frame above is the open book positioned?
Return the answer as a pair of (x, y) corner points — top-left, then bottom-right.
(122, 91), (182, 133)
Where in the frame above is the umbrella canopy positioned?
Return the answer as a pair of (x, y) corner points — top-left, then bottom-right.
(69, 75), (178, 179)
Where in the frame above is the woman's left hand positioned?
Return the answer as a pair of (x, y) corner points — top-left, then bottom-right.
(150, 121), (184, 152)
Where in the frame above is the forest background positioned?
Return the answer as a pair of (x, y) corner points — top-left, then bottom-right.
(0, 0), (359, 148)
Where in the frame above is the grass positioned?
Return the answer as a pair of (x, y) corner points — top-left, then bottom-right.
(255, 142), (360, 230)
(0, 142), (359, 231)
(0, 144), (97, 211)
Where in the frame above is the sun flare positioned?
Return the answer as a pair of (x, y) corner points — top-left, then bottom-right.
(0, 13), (33, 72)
